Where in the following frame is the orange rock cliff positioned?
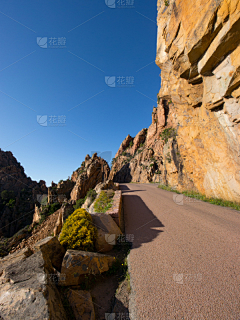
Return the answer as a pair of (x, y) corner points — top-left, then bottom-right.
(110, 0), (240, 202)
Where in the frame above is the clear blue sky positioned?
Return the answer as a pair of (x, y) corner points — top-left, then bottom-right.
(0, 0), (160, 186)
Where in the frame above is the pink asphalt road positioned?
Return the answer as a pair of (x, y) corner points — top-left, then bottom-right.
(121, 183), (240, 320)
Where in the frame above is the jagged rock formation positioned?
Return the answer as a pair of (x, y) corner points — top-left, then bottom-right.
(0, 246), (68, 320)
(0, 149), (47, 237)
(70, 153), (110, 201)
(111, 0), (240, 202)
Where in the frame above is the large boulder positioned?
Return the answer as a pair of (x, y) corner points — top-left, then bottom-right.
(67, 289), (95, 320)
(0, 251), (67, 320)
(91, 213), (122, 253)
(33, 236), (66, 272)
(61, 250), (115, 286)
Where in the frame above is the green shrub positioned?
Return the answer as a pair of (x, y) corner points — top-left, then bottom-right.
(39, 202), (61, 224)
(166, 152), (171, 163)
(59, 208), (97, 251)
(164, 0), (169, 6)
(159, 128), (177, 144)
(129, 141), (133, 147)
(94, 191), (114, 213)
(86, 189), (97, 202)
(1, 190), (15, 202)
(73, 197), (86, 210)
(6, 198), (15, 208)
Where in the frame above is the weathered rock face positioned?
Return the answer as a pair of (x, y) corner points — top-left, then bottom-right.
(70, 153), (110, 201)
(91, 212), (122, 253)
(67, 289), (95, 320)
(0, 149), (47, 237)
(33, 236), (66, 272)
(0, 250), (68, 320)
(110, 0), (240, 202)
(61, 250), (115, 286)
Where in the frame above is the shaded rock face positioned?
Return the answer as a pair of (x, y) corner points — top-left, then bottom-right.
(110, 0), (240, 202)
(70, 153), (110, 201)
(0, 149), (47, 237)
(0, 250), (67, 320)
(67, 289), (95, 320)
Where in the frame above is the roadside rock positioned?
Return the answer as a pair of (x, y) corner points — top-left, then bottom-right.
(0, 251), (67, 320)
(91, 213), (122, 253)
(33, 236), (66, 272)
(67, 289), (95, 320)
(61, 250), (115, 286)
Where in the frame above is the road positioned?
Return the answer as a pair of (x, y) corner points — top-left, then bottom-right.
(120, 183), (240, 320)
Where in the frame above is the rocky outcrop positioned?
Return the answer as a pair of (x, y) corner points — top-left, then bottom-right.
(110, 0), (240, 202)
(115, 135), (134, 158)
(70, 153), (110, 201)
(33, 236), (66, 272)
(0, 249), (68, 320)
(0, 149), (47, 237)
(61, 250), (115, 286)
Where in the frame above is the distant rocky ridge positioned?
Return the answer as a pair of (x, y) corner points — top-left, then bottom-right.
(110, 0), (240, 202)
(0, 151), (110, 241)
(0, 149), (47, 237)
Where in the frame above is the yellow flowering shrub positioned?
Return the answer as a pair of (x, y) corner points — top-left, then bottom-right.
(59, 208), (97, 251)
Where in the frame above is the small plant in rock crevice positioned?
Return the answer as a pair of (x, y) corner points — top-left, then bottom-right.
(159, 127), (177, 144)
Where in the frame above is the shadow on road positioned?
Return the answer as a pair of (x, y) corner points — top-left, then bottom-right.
(120, 185), (164, 249)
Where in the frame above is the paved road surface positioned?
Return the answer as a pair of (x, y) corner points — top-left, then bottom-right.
(121, 183), (240, 320)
